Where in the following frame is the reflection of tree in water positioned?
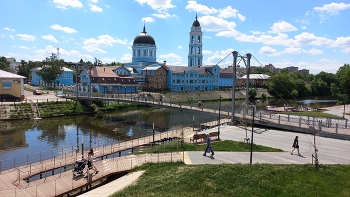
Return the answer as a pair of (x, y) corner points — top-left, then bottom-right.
(36, 117), (83, 147)
(0, 121), (34, 150)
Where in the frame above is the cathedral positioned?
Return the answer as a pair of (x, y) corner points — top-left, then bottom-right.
(125, 14), (204, 72)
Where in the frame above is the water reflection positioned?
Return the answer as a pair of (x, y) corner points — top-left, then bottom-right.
(0, 108), (217, 164)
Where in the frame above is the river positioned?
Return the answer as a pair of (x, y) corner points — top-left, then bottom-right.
(0, 98), (338, 169)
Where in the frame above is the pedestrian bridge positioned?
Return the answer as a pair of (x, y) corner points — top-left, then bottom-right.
(63, 93), (350, 140)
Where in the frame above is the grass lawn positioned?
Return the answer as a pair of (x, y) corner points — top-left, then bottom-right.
(136, 140), (283, 154)
(278, 110), (344, 119)
(111, 162), (350, 197)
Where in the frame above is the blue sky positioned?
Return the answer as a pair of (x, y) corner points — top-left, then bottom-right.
(1, 0), (350, 74)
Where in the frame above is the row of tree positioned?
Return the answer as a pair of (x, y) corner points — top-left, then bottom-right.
(259, 64), (350, 104)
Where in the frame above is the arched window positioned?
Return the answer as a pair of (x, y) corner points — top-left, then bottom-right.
(198, 58), (201, 66)
(197, 47), (200, 54)
(144, 50), (147, 56)
(190, 58), (193, 67)
(191, 47), (193, 54)
(198, 36), (200, 43)
(133, 50), (135, 57)
(191, 36), (194, 43)
(138, 50), (141, 56)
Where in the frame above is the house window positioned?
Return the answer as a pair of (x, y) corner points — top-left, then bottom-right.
(150, 50), (153, 57)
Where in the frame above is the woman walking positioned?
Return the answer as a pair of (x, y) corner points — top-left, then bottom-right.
(85, 149), (98, 177)
(291, 136), (300, 155)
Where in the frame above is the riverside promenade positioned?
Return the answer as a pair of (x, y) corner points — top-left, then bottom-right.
(80, 125), (350, 196)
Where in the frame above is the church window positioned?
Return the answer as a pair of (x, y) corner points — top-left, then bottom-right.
(191, 36), (194, 43)
(198, 36), (200, 43)
(190, 58), (193, 67)
(144, 50), (147, 56)
(150, 50), (153, 57)
(177, 79), (180, 83)
(191, 47), (193, 54)
(198, 58), (201, 65)
(138, 50), (141, 56)
(133, 50), (135, 57)
(197, 47), (200, 54)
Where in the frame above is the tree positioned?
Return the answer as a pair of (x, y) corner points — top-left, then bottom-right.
(248, 88), (257, 99)
(266, 73), (297, 98)
(0, 56), (11, 71)
(94, 57), (102, 66)
(17, 60), (41, 80)
(331, 64), (350, 102)
(37, 53), (65, 86)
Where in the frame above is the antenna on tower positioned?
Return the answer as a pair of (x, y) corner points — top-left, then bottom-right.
(57, 45), (60, 60)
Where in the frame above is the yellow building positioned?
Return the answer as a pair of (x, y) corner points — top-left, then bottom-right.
(0, 69), (26, 100)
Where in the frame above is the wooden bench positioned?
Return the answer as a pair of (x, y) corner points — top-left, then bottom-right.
(208, 132), (219, 140)
(190, 133), (205, 143)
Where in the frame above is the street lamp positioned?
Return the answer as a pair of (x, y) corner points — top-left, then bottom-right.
(250, 99), (260, 164)
(218, 95), (222, 140)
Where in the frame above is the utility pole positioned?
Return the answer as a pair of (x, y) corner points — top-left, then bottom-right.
(231, 51), (238, 124)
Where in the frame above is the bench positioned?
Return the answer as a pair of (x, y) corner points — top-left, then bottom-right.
(208, 132), (219, 140)
(190, 133), (205, 143)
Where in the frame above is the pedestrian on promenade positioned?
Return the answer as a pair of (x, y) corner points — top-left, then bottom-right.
(85, 149), (98, 178)
(203, 134), (214, 157)
(198, 100), (202, 108)
(291, 136), (300, 155)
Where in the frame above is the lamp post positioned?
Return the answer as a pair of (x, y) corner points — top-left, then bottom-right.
(152, 123), (155, 145)
(250, 99), (259, 164)
(218, 95), (222, 140)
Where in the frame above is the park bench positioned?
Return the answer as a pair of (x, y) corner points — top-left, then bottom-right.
(190, 133), (205, 143)
(208, 131), (219, 140)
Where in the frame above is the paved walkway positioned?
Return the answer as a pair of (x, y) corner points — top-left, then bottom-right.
(80, 125), (350, 196)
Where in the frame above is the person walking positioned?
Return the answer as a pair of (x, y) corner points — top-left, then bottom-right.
(291, 136), (300, 155)
(85, 149), (98, 178)
(203, 134), (214, 156)
(198, 100), (202, 108)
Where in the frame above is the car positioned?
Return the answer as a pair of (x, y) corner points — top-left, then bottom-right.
(0, 94), (21, 102)
(33, 89), (43, 95)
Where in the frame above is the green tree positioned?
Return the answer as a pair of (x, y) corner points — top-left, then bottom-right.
(248, 88), (257, 99)
(0, 56), (11, 71)
(331, 64), (350, 102)
(266, 73), (297, 98)
(17, 60), (41, 80)
(94, 57), (102, 66)
(37, 53), (65, 86)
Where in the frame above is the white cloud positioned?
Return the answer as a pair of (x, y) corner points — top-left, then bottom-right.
(90, 4), (102, 12)
(203, 36), (212, 39)
(199, 16), (236, 32)
(178, 45), (182, 49)
(159, 52), (182, 61)
(185, 1), (217, 15)
(120, 53), (132, 61)
(303, 48), (323, 55)
(216, 30), (240, 38)
(9, 35), (14, 40)
(153, 11), (175, 18)
(4, 27), (15, 32)
(52, 0), (83, 9)
(260, 46), (277, 55)
(100, 57), (116, 63)
(205, 48), (234, 66)
(142, 17), (155, 22)
(217, 6), (246, 21)
(314, 2), (350, 15)
(202, 50), (212, 54)
(42, 34), (59, 43)
(35, 45), (57, 55)
(34, 45), (93, 61)
(341, 47), (350, 53)
(284, 47), (302, 54)
(19, 46), (30, 49)
(17, 34), (36, 41)
(301, 26), (307, 30)
(89, 0), (98, 3)
(83, 35), (127, 53)
(269, 21), (297, 33)
(135, 0), (175, 12)
(237, 14), (246, 22)
(50, 24), (77, 34)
